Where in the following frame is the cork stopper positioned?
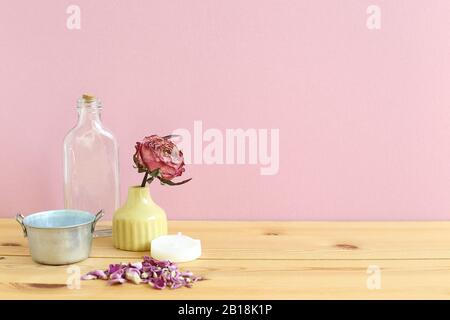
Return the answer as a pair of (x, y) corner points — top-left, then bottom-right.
(82, 94), (96, 103)
(77, 94), (102, 109)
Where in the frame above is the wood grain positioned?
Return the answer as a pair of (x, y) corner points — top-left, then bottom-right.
(1, 219), (450, 299)
(1, 256), (450, 299)
(2, 219), (450, 260)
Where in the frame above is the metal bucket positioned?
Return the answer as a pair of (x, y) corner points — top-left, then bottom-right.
(16, 209), (104, 265)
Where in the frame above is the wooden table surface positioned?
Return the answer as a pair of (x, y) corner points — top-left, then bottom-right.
(1, 218), (450, 299)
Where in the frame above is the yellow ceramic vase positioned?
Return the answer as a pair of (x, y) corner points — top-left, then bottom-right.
(113, 186), (167, 251)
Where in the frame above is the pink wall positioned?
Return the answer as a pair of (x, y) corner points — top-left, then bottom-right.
(1, 1), (450, 220)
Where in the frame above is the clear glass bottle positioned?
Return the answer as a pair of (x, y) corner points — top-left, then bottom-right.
(63, 94), (120, 217)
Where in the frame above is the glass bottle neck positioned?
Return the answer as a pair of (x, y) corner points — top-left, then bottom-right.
(77, 107), (102, 124)
(76, 97), (103, 127)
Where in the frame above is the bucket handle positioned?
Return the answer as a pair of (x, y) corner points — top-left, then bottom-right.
(92, 209), (112, 237)
(16, 213), (27, 237)
(92, 210), (104, 233)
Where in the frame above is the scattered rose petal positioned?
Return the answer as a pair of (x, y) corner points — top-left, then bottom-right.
(108, 264), (122, 275)
(125, 268), (142, 284)
(109, 269), (124, 280)
(168, 264), (178, 271)
(92, 270), (108, 280)
(170, 282), (184, 289)
(150, 277), (166, 290)
(130, 262), (142, 269)
(81, 269), (108, 280)
(80, 274), (97, 280)
(181, 271), (193, 277)
(81, 257), (203, 290)
(108, 278), (126, 285)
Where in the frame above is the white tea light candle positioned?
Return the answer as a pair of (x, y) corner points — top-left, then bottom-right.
(151, 232), (201, 263)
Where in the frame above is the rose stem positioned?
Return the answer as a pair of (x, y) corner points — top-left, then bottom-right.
(140, 170), (149, 187)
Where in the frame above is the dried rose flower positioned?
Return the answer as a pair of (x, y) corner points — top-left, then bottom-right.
(133, 135), (191, 187)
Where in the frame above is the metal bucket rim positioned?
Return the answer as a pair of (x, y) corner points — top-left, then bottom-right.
(22, 209), (96, 230)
